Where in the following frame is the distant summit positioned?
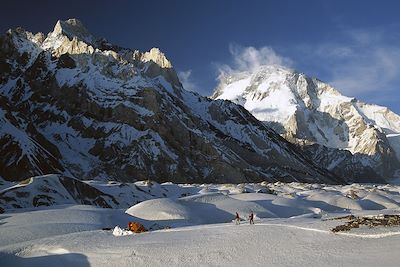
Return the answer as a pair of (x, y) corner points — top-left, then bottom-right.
(212, 65), (400, 182)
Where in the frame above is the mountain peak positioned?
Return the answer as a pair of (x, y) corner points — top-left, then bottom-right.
(211, 64), (298, 102)
(52, 18), (95, 44)
(212, 64), (400, 179)
(141, 47), (172, 68)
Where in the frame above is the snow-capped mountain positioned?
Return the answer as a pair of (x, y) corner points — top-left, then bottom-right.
(0, 19), (344, 184)
(212, 65), (400, 181)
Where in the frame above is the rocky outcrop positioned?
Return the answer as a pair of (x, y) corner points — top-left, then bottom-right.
(0, 175), (119, 209)
(141, 47), (172, 68)
(299, 144), (386, 183)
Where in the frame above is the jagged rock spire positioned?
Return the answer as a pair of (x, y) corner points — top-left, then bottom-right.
(52, 18), (95, 44)
(141, 48), (172, 69)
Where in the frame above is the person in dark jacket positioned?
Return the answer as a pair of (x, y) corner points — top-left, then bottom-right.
(249, 212), (254, 225)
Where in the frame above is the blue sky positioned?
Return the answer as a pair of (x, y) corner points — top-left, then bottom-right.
(1, 0), (400, 113)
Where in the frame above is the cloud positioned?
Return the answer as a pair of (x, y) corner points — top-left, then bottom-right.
(217, 44), (293, 76)
(212, 27), (400, 111)
(295, 27), (400, 99)
(329, 48), (400, 96)
(177, 69), (197, 92)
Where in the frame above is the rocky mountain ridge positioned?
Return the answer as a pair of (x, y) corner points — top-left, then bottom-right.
(0, 19), (344, 184)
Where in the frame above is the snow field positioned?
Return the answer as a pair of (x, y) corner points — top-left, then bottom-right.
(2, 181), (400, 266)
(1, 206), (400, 267)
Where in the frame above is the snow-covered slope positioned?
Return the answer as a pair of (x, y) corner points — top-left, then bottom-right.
(0, 19), (344, 184)
(0, 174), (201, 211)
(2, 174), (400, 216)
(2, 181), (400, 266)
(212, 65), (400, 181)
(2, 211), (400, 267)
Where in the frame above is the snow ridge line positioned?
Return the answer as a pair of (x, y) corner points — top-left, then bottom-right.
(151, 221), (330, 234)
(155, 221), (400, 239)
(335, 231), (400, 239)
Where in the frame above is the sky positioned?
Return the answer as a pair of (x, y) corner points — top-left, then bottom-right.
(1, 0), (400, 113)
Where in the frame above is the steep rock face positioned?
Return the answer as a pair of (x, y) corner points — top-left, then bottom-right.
(212, 65), (400, 181)
(0, 19), (343, 184)
(0, 175), (119, 209)
(299, 144), (383, 183)
(0, 174), (200, 211)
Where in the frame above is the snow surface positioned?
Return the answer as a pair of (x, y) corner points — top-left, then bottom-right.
(215, 67), (298, 123)
(2, 182), (400, 266)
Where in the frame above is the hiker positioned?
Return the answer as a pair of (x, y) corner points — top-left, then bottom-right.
(249, 212), (254, 225)
(235, 212), (240, 225)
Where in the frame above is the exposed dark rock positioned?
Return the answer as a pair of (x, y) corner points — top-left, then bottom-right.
(59, 176), (119, 208)
(33, 194), (55, 207)
(330, 215), (400, 232)
(56, 53), (76, 69)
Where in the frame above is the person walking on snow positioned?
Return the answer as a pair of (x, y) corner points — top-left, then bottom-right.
(249, 212), (254, 225)
(235, 212), (240, 225)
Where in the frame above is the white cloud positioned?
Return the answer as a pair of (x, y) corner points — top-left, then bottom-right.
(212, 28), (400, 110)
(329, 47), (400, 96)
(217, 44), (293, 76)
(178, 69), (197, 92)
(297, 28), (400, 98)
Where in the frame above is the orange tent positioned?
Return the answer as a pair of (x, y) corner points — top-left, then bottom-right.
(128, 222), (147, 233)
